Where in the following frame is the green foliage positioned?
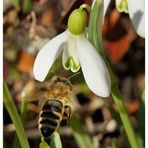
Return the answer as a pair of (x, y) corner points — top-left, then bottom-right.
(12, 95), (28, 148)
(9, 65), (21, 80)
(40, 141), (50, 148)
(13, 0), (19, 8)
(71, 115), (92, 148)
(88, 0), (104, 53)
(22, 0), (31, 14)
(112, 138), (119, 148)
(137, 90), (145, 147)
(3, 81), (30, 148)
(20, 96), (28, 123)
(50, 132), (62, 148)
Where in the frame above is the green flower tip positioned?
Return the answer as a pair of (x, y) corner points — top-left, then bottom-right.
(68, 8), (87, 35)
(117, 0), (128, 13)
(64, 56), (79, 72)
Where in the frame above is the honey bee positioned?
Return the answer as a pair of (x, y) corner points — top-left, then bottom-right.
(37, 76), (72, 139)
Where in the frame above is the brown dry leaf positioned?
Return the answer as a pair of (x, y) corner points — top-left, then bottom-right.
(103, 9), (120, 35)
(17, 51), (35, 73)
(125, 100), (140, 113)
(27, 103), (40, 113)
(105, 33), (132, 63)
(41, 9), (55, 27)
(112, 99), (139, 114)
(103, 9), (135, 63)
(4, 9), (19, 25)
(60, 0), (84, 23)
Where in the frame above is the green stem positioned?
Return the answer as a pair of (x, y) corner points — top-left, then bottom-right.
(111, 84), (139, 148)
(70, 115), (92, 148)
(22, 0), (31, 14)
(79, 4), (91, 13)
(20, 96), (28, 123)
(88, 0), (140, 147)
(3, 80), (30, 148)
(13, 0), (19, 8)
(88, 0), (104, 53)
(12, 94), (28, 148)
(112, 138), (119, 148)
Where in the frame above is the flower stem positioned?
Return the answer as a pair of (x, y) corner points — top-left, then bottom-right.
(79, 4), (91, 13)
(3, 80), (30, 148)
(88, 0), (140, 147)
(111, 84), (140, 148)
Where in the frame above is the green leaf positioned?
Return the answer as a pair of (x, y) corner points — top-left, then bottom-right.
(88, 0), (104, 54)
(20, 95), (28, 123)
(50, 132), (62, 148)
(108, 105), (130, 148)
(9, 65), (21, 80)
(12, 95), (28, 148)
(40, 141), (50, 148)
(13, 0), (19, 8)
(22, 0), (31, 14)
(3, 81), (30, 148)
(112, 138), (119, 148)
(137, 90), (145, 145)
(71, 114), (92, 148)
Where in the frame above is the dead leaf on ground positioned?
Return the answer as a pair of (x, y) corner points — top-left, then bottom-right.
(17, 51), (35, 73)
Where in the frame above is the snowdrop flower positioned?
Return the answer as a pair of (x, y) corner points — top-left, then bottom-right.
(103, 0), (145, 38)
(33, 5), (111, 97)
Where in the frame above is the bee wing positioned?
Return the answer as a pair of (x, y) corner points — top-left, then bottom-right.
(24, 91), (48, 102)
(22, 80), (50, 102)
(66, 92), (80, 112)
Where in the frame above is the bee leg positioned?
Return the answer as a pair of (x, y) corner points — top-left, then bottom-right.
(62, 105), (71, 126)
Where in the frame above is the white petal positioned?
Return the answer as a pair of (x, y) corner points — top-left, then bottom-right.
(116, 0), (128, 13)
(103, 0), (111, 16)
(33, 30), (68, 82)
(128, 0), (145, 38)
(62, 33), (80, 72)
(77, 35), (111, 97)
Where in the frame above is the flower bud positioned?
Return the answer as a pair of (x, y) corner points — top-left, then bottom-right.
(68, 9), (86, 35)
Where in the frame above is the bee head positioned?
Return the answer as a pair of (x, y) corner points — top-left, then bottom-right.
(51, 76), (72, 91)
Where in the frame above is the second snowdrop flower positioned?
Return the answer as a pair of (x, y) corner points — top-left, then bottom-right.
(103, 0), (145, 38)
(33, 4), (111, 97)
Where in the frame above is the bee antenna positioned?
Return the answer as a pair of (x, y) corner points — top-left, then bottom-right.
(68, 72), (81, 80)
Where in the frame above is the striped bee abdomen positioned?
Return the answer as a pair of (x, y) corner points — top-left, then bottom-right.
(39, 99), (63, 139)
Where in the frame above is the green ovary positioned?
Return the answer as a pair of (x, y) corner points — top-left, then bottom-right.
(65, 56), (79, 72)
(67, 9), (86, 35)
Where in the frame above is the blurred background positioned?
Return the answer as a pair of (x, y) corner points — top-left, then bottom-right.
(3, 0), (145, 147)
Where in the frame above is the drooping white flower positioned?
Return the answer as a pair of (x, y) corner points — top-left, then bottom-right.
(127, 0), (145, 38)
(33, 6), (111, 97)
(103, 0), (145, 38)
